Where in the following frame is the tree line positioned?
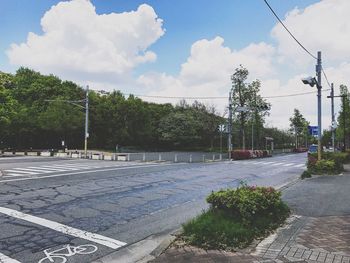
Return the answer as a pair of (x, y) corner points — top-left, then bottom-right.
(0, 67), (295, 152)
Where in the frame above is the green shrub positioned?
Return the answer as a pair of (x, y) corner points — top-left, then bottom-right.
(301, 170), (312, 179)
(206, 185), (289, 225)
(182, 185), (290, 250)
(308, 159), (343, 175)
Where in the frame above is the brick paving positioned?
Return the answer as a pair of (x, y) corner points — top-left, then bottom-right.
(150, 215), (350, 262)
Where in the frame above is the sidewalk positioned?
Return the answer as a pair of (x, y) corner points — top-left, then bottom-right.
(150, 168), (350, 263)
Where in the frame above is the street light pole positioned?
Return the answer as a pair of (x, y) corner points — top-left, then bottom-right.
(84, 85), (89, 157)
(316, 51), (322, 161)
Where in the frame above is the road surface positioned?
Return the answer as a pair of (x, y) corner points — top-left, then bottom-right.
(0, 153), (307, 263)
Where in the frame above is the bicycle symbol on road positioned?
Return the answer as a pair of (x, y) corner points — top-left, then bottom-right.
(38, 244), (98, 263)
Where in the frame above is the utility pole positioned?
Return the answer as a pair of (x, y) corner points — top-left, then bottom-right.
(327, 83), (335, 152)
(228, 91), (233, 159)
(84, 85), (89, 158)
(316, 51), (322, 161)
(342, 95), (346, 151)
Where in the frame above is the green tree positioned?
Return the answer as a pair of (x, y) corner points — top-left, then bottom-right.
(336, 85), (350, 150)
(289, 109), (310, 148)
(230, 66), (270, 149)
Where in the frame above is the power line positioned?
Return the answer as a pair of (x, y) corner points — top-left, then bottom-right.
(262, 0), (317, 60)
(321, 66), (332, 88)
(119, 89), (331, 100)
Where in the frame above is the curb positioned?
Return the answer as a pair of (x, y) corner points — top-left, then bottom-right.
(145, 176), (303, 262)
(92, 229), (180, 263)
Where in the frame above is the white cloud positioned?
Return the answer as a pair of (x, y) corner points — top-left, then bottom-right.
(7, 0), (165, 84)
(137, 37), (276, 107)
(6, 0), (350, 130)
(272, 0), (350, 66)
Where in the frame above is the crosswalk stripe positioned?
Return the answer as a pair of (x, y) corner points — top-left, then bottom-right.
(271, 162), (284, 166)
(51, 164), (102, 169)
(5, 170), (40, 175)
(3, 174), (30, 177)
(29, 167), (71, 172)
(37, 166), (78, 171)
(10, 168), (52, 173)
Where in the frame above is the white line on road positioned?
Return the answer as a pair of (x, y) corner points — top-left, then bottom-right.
(3, 174), (31, 178)
(9, 168), (52, 173)
(294, 164), (305, 167)
(4, 170), (40, 175)
(271, 162), (284, 166)
(0, 163), (181, 183)
(0, 252), (21, 263)
(0, 207), (126, 249)
(282, 163), (294, 167)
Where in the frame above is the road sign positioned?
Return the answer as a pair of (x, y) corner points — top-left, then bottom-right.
(236, 106), (250, 112)
(218, 124), (226, 132)
(308, 126), (318, 136)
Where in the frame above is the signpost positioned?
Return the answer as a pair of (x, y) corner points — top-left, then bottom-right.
(308, 126), (318, 137)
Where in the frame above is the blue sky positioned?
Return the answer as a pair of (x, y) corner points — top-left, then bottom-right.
(1, 0), (348, 129)
(0, 0), (318, 75)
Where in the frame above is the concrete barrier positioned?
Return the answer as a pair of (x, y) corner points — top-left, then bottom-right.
(56, 152), (69, 157)
(15, 152), (26, 156)
(72, 153), (80, 158)
(117, 155), (127, 161)
(92, 154), (101, 160)
(40, 152), (52, 157)
(27, 152), (39, 156)
(4, 151), (14, 155)
(104, 155), (113, 161)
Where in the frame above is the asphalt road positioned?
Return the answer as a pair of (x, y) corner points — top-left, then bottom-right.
(282, 168), (350, 217)
(0, 153), (307, 263)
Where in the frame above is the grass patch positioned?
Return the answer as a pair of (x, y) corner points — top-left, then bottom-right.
(301, 170), (312, 179)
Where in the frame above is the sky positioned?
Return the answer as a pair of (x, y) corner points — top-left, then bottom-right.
(0, 0), (349, 129)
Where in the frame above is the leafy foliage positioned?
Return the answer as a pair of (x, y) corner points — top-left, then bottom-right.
(206, 185), (289, 225)
(231, 66), (271, 149)
(181, 185), (289, 250)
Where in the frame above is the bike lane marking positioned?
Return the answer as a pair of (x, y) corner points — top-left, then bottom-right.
(0, 252), (21, 263)
(0, 207), (126, 249)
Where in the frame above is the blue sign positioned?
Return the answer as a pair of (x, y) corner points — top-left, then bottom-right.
(308, 126), (318, 136)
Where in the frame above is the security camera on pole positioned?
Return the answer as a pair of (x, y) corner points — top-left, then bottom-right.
(301, 51), (322, 161)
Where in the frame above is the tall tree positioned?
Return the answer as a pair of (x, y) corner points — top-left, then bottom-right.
(289, 109), (309, 148)
(230, 66), (270, 149)
(336, 85), (350, 150)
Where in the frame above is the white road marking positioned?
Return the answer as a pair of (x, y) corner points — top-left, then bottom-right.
(0, 207), (126, 249)
(0, 252), (21, 263)
(283, 163), (294, 167)
(0, 163), (178, 183)
(31, 166), (74, 172)
(294, 164), (305, 167)
(271, 162), (284, 166)
(9, 168), (52, 173)
(3, 174), (31, 178)
(5, 170), (40, 175)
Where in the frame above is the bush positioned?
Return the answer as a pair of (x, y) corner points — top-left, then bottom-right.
(231, 150), (271, 160)
(308, 159), (343, 175)
(182, 185), (290, 250)
(206, 185), (289, 225)
(301, 170), (312, 179)
(231, 150), (251, 160)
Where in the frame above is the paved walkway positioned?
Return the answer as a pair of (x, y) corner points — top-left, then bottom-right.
(151, 171), (350, 263)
